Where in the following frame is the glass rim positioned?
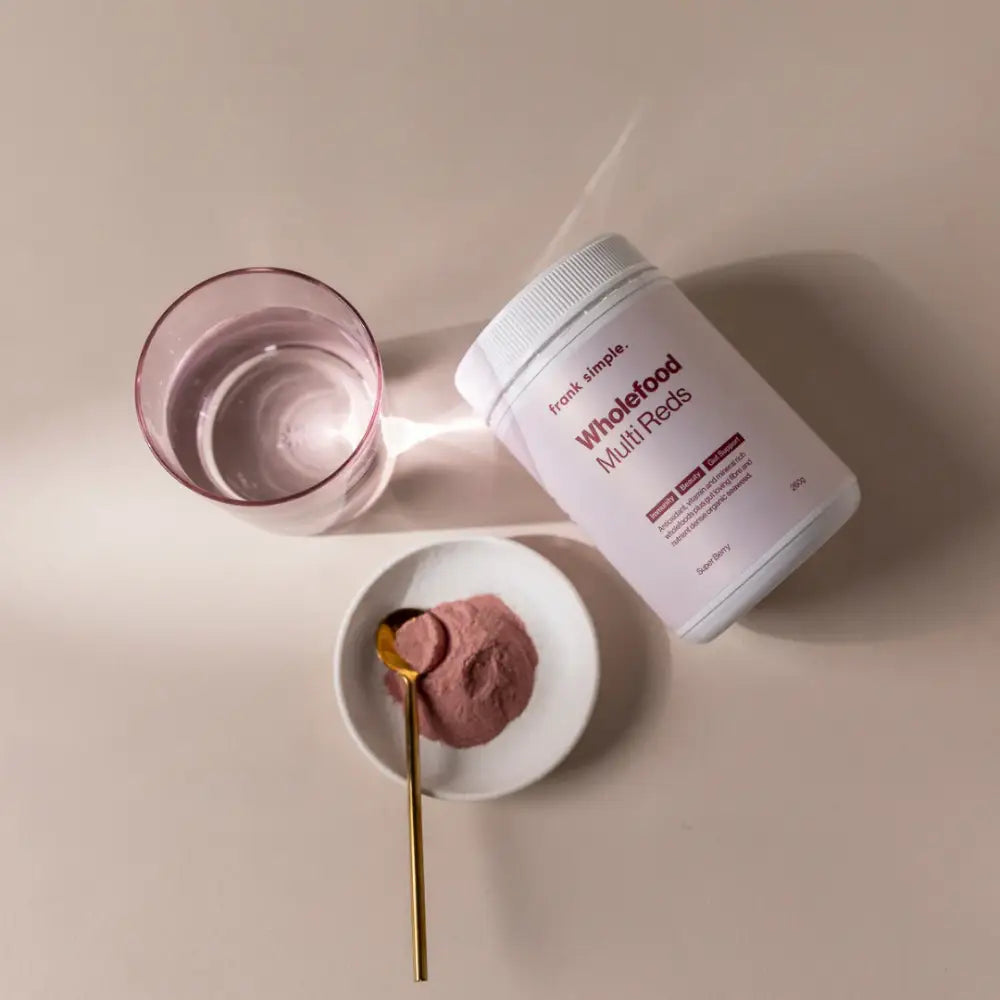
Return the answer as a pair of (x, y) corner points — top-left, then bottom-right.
(134, 266), (384, 508)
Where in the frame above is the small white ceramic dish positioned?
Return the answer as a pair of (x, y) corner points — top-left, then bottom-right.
(333, 536), (599, 801)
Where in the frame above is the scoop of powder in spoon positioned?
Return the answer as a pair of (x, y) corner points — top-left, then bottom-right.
(394, 611), (448, 673)
(385, 594), (537, 749)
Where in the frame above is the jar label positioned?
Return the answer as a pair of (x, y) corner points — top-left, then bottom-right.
(493, 280), (855, 634)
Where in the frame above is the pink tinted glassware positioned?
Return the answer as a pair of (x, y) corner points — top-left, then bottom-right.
(135, 268), (388, 534)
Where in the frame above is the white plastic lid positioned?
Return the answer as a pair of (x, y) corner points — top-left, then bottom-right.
(455, 234), (654, 421)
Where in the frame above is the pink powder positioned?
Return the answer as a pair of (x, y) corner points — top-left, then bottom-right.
(384, 594), (538, 749)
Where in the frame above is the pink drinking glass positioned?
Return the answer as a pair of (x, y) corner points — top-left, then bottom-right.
(135, 268), (388, 534)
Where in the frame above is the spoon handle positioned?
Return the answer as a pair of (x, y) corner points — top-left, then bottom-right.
(404, 678), (428, 981)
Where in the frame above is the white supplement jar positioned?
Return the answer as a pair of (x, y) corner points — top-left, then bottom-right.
(455, 234), (860, 641)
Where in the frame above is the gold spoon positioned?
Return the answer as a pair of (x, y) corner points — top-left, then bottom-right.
(375, 607), (428, 982)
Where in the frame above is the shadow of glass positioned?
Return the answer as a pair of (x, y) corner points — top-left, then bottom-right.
(344, 323), (564, 533)
(681, 253), (1000, 641)
(515, 534), (670, 784)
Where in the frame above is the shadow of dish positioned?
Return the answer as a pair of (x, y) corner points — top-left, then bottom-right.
(515, 534), (670, 784)
(345, 323), (564, 533)
(681, 253), (1000, 642)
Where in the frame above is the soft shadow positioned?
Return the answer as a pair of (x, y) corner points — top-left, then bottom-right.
(348, 323), (564, 533)
(681, 254), (1000, 641)
(515, 534), (670, 781)
(471, 805), (558, 975)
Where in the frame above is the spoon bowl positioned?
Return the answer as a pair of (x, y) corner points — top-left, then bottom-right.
(375, 607), (424, 680)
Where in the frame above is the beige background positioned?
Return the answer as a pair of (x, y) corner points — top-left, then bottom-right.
(2, 1), (999, 997)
